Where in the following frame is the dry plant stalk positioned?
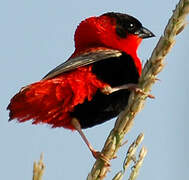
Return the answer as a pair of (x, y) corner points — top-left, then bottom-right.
(128, 147), (147, 180)
(112, 133), (146, 180)
(88, 0), (189, 179)
(32, 153), (45, 180)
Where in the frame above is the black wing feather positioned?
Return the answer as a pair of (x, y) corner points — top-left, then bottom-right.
(42, 49), (122, 80)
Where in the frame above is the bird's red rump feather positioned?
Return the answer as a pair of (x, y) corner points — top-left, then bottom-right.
(8, 65), (108, 130)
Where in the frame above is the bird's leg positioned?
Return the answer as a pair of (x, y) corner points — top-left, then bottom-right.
(102, 84), (154, 98)
(71, 118), (100, 159)
(71, 118), (111, 165)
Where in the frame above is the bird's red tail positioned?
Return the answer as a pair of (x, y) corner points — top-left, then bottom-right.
(7, 66), (107, 129)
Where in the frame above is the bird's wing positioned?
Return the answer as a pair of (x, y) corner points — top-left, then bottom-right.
(42, 49), (122, 80)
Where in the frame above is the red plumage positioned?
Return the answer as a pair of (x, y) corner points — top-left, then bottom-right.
(7, 12), (154, 157)
(74, 16), (143, 75)
(8, 65), (107, 129)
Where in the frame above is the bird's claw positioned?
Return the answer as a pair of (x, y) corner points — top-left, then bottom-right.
(134, 87), (155, 99)
(91, 150), (111, 166)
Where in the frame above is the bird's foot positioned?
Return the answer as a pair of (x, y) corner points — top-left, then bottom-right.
(91, 150), (111, 166)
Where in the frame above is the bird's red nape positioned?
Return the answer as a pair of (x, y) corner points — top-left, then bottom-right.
(74, 14), (143, 75)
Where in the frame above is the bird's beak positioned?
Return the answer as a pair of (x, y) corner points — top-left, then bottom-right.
(135, 27), (155, 39)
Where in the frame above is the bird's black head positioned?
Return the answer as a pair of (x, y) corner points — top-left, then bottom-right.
(103, 12), (155, 39)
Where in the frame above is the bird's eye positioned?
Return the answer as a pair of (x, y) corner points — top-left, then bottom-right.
(129, 23), (135, 29)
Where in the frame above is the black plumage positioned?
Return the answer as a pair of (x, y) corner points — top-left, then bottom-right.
(71, 52), (139, 128)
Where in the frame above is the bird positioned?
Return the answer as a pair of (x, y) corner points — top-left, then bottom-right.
(7, 12), (154, 158)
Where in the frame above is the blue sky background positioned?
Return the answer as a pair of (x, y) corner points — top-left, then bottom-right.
(1, 0), (189, 180)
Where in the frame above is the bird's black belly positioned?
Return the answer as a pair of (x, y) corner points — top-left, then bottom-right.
(71, 52), (140, 129)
